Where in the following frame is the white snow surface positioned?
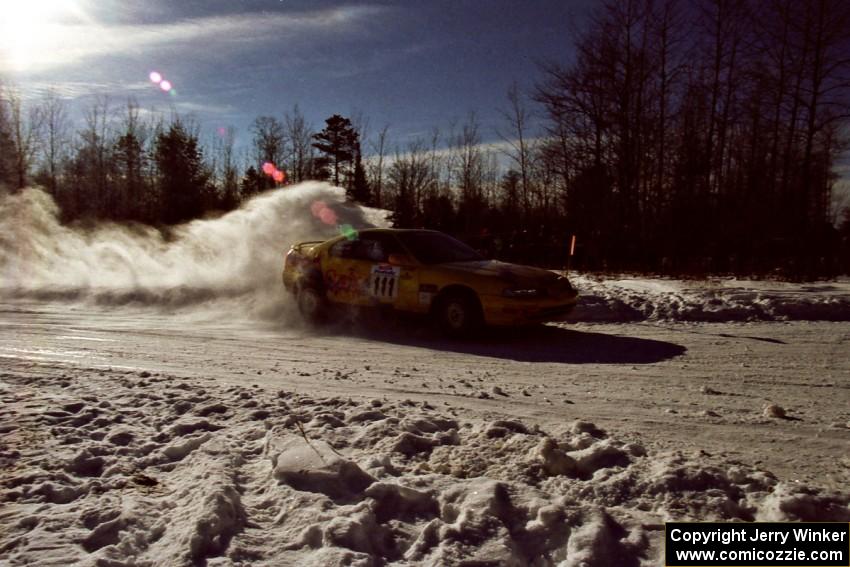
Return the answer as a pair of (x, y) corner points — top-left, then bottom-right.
(2, 369), (847, 567)
(570, 275), (850, 322)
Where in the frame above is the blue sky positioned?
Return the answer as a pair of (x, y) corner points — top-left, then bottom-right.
(1, 0), (592, 149)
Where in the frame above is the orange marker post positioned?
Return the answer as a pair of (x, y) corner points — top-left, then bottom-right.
(566, 234), (576, 274)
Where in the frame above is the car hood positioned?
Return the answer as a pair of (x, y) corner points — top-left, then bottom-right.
(441, 260), (559, 286)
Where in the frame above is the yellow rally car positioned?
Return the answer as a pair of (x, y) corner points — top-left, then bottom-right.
(282, 229), (578, 335)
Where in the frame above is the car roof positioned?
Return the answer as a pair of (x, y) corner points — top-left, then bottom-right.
(348, 228), (440, 236)
(319, 228), (442, 247)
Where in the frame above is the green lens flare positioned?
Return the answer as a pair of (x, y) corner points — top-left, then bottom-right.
(340, 224), (358, 240)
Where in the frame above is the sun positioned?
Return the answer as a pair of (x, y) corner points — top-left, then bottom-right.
(0, 0), (84, 71)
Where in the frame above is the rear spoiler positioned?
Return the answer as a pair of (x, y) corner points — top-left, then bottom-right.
(290, 241), (325, 253)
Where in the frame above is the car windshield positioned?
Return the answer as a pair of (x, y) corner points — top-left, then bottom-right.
(397, 231), (484, 265)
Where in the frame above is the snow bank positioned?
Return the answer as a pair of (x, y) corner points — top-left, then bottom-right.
(1, 370), (846, 566)
(570, 275), (850, 322)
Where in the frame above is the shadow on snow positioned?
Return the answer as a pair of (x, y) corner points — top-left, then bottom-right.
(327, 320), (687, 365)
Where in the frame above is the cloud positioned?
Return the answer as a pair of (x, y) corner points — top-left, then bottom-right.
(0, 5), (387, 73)
(8, 81), (152, 100)
(170, 101), (237, 116)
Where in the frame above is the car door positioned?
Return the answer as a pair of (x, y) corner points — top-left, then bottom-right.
(323, 233), (418, 309)
(372, 233), (419, 312)
(323, 237), (373, 306)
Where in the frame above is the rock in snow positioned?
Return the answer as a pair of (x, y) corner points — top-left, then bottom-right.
(763, 403), (787, 418)
(271, 437), (375, 500)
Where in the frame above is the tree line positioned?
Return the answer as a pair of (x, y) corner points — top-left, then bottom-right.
(2, 0), (850, 277)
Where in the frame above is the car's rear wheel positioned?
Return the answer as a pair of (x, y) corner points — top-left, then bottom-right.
(435, 291), (482, 337)
(296, 285), (326, 324)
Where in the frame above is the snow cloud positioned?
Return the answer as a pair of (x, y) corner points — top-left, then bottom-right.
(0, 182), (388, 318)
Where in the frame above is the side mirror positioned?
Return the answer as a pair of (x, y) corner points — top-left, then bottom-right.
(388, 253), (415, 266)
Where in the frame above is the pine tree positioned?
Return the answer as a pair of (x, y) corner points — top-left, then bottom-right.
(154, 120), (209, 224)
(113, 131), (146, 220)
(240, 166), (265, 200)
(349, 147), (372, 205)
(312, 114), (357, 188)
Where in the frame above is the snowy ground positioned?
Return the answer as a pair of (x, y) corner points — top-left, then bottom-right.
(1, 184), (849, 566)
(1, 300), (849, 566)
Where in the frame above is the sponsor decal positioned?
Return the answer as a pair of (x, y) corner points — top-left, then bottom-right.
(370, 264), (400, 299)
(326, 267), (366, 297)
(418, 284), (437, 306)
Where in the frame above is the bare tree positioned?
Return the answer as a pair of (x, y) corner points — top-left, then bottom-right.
(698, 0), (747, 198)
(38, 88), (69, 196)
(252, 115), (286, 189)
(648, 0), (688, 213)
(349, 109), (370, 151)
(424, 127), (445, 208)
(497, 81), (537, 217)
(212, 126), (239, 208)
(367, 123), (390, 207)
(797, 0), (850, 229)
(450, 112), (485, 233)
(284, 105), (314, 183)
(481, 150), (500, 209)
(77, 95), (114, 215)
(4, 88), (44, 190)
(387, 139), (432, 227)
(0, 83), (14, 187)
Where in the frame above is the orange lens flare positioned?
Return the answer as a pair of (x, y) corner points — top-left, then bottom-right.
(261, 162), (286, 184)
(319, 207), (337, 225)
(310, 200), (338, 225)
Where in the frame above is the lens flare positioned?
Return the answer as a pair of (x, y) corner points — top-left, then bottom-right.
(339, 224), (358, 240)
(319, 207), (337, 225)
(261, 162), (286, 184)
(149, 71), (175, 95)
(310, 200), (327, 217)
(310, 200), (340, 225)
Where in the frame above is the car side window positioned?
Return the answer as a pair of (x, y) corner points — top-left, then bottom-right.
(329, 234), (403, 263)
(330, 239), (357, 259)
(363, 234), (406, 262)
(359, 239), (385, 262)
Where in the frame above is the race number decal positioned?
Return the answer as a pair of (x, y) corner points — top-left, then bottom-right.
(370, 265), (400, 300)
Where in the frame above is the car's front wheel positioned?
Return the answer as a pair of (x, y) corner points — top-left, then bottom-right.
(435, 291), (482, 337)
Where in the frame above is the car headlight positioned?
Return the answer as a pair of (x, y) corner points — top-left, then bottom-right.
(502, 288), (541, 298)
